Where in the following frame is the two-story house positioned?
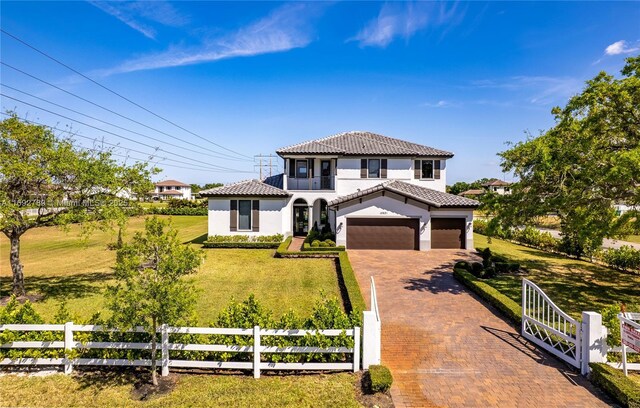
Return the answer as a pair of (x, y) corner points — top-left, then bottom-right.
(150, 179), (192, 200)
(200, 131), (479, 250)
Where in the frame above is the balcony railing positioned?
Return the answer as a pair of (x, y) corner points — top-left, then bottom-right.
(287, 176), (334, 191)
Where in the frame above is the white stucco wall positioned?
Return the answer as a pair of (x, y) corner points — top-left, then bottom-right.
(334, 194), (431, 251)
(335, 157), (447, 194)
(207, 198), (287, 237)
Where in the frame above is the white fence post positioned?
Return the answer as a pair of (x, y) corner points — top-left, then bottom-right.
(581, 311), (606, 375)
(253, 325), (260, 379)
(353, 326), (360, 372)
(64, 321), (73, 375)
(161, 324), (169, 377)
(362, 277), (381, 369)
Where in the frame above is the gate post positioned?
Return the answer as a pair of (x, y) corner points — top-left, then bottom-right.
(581, 311), (606, 375)
(253, 325), (261, 379)
(161, 324), (169, 377)
(63, 321), (74, 375)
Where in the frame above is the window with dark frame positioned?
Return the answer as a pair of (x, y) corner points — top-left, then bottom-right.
(421, 160), (434, 179)
(295, 160), (308, 178)
(238, 200), (252, 230)
(368, 159), (381, 178)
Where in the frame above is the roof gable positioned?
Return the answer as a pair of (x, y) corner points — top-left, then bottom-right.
(276, 131), (454, 157)
(156, 179), (190, 187)
(328, 180), (479, 208)
(199, 178), (289, 197)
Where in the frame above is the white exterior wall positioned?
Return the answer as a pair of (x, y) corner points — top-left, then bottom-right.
(154, 185), (192, 200)
(208, 198), (287, 237)
(334, 195), (431, 251)
(335, 157), (447, 194)
(430, 208), (475, 250)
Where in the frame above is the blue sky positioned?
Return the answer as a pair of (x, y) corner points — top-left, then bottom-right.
(1, 1), (639, 185)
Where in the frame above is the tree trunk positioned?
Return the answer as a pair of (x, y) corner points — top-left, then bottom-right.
(9, 234), (25, 297)
(151, 317), (158, 386)
(116, 227), (123, 249)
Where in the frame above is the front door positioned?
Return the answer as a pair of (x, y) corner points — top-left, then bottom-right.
(293, 206), (308, 236)
(320, 160), (331, 190)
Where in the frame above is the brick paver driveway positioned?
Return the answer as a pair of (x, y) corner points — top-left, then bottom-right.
(349, 249), (611, 408)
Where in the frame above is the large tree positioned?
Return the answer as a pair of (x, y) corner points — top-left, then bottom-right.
(0, 114), (156, 296)
(107, 216), (203, 385)
(488, 56), (640, 255)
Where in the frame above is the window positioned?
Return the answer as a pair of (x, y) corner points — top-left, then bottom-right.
(175, 186), (181, 190)
(238, 200), (252, 230)
(295, 160), (308, 178)
(320, 200), (328, 224)
(421, 160), (434, 179)
(368, 159), (380, 178)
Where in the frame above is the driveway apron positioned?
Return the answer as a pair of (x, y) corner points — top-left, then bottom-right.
(348, 249), (611, 408)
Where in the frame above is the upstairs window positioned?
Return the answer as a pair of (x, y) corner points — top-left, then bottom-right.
(368, 159), (380, 178)
(295, 160), (308, 178)
(421, 160), (434, 179)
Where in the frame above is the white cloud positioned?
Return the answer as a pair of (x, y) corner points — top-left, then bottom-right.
(604, 40), (639, 56)
(421, 100), (458, 108)
(95, 3), (322, 76)
(351, 1), (465, 48)
(90, 1), (189, 39)
(470, 76), (583, 106)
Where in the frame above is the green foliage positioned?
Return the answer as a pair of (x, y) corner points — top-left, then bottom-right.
(0, 113), (158, 295)
(601, 246), (640, 273)
(446, 178), (496, 196)
(589, 363), (640, 408)
(474, 219), (488, 235)
(453, 268), (522, 324)
(454, 261), (471, 272)
(337, 252), (367, 315)
(146, 206), (207, 216)
(365, 365), (393, 393)
(601, 303), (640, 347)
(166, 198), (207, 209)
(202, 242), (281, 249)
(489, 57), (640, 256)
(305, 229), (336, 245)
(204, 234), (283, 243)
(470, 262), (484, 277)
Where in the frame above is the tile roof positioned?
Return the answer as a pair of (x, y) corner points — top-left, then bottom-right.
(483, 179), (511, 187)
(199, 179), (289, 197)
(328, 180), (480, 208)
(157, 190), (184, 195)
(276, 131), (454, 157)
(155, 179), (190, 187)
(459, 189), (485, 196)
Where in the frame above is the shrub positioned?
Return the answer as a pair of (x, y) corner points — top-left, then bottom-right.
(205, 234), (283, 243)
(482, 258), (492, 269)
(473, 219), (488, 235)
(508, 263), (520, 272)
(454, 261), (471, 272)
(146, 207), (207, 216)
(601, 303), (640, 347)
(601, 246), (640, 273)
(337, 252), (366, 314)
(324, 239), (336, 247)
(494, 262), (510, 274)
(311, 240), (321, 247)
(589, 363), (640, 408)
(453, 269), (521, 324)
(470, 262), (484, 277)
(166, 198), (206, 209)
(480, 247), (492, 261)
(365, 365), (393, 393)
(482, 267), (496, 279)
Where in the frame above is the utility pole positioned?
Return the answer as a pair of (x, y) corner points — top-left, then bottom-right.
(254, 154), (277, 179)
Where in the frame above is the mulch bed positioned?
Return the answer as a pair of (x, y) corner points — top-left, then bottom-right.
(354, 371), (395, 408)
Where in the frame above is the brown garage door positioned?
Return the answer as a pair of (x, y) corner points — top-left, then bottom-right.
(347, 218), (419, 250)
(431, 218), (466, 249)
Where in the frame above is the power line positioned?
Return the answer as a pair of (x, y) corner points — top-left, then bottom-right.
(0, 83), (242, 162)
(1, 28), (253, 160)
(0, 62), (252, 162)
(0, 106), (251, 173)
(0, 112), (250, 173)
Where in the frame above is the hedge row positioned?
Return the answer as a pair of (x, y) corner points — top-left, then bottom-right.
(453, 268), (521, 325)
(337, 252), (367, 314)
(202, 242), (280, 249)
(589, 363), (640, 408)
(302, 243), (346, 252)
(275, 237), (341, 257)
(145, 207), (207, 216)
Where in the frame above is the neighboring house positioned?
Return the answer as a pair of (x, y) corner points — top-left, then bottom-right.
(482, 179), (511, 195)
(614, 203), (638, 216)
(150, 179), (192, 200)
(459, 189), (485, 198)
(200, 131), (480, 250)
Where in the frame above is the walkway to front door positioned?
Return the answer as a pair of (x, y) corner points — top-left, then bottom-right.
(349, 250), (610, 408)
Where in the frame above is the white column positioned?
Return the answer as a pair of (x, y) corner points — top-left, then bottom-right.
(353, 326), (361, 372)
(581, 311), (606, 375)
(308, 205), (314, 232)
(362, 311), (381, 369)
(64, 321), (73, 375)
(161, 324), (169, 377)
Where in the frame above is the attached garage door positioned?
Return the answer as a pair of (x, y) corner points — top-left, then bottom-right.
(347, 218), (419, 250)
(431, 218), (466, 249)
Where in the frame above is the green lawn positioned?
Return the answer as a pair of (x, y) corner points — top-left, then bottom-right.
(623, 235), (640, 244)
(1, 216), (341, 323)
(0, 372), (361, 408)
(474, 233), (640, 318)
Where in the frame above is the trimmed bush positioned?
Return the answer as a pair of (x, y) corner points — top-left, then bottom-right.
(470, 262), (484, 277)
(589, 363), (640, 408)
(481, 247), (492, 261)
(311, 240), (321, 247)
(601, 246), (640, 273)
(205, 234), (283, 243)
(453, 268), (521, 324)
(145, 207), (207, 216)
(482, 266), (496, 279)
(473, 219), (488, 235)
(494, 262), (510, 274)
(203, 242), (280, 249)
(508, 263), (520, 272)
(365, 365), (393, 393)
(454, 261), (471, 272)
(337, 252), (367, 314)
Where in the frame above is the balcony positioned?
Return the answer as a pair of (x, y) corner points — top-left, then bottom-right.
(286, 176), (334, 191)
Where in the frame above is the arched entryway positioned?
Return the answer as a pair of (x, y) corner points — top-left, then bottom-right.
(292, 198), (309, 236)
(313, 198), (330, 232)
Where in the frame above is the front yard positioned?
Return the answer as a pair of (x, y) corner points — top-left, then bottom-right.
(0, 372), (361, 407)
(0, 216), (342, 323)
(473, 233), (640, 318)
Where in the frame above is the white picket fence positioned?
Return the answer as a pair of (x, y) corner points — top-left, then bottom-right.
(0, 323), (360, 378)
(522, 279), (639, 375)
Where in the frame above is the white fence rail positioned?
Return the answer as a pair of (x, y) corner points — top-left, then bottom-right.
(362, 277), (381, 369)
(0, 323), (360, 378)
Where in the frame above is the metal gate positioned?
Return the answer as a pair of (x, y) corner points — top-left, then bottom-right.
(522, 279), (581, 368)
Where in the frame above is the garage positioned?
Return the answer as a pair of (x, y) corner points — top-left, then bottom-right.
(431, 218), (466, 249)
(346, 218), (419, 250)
